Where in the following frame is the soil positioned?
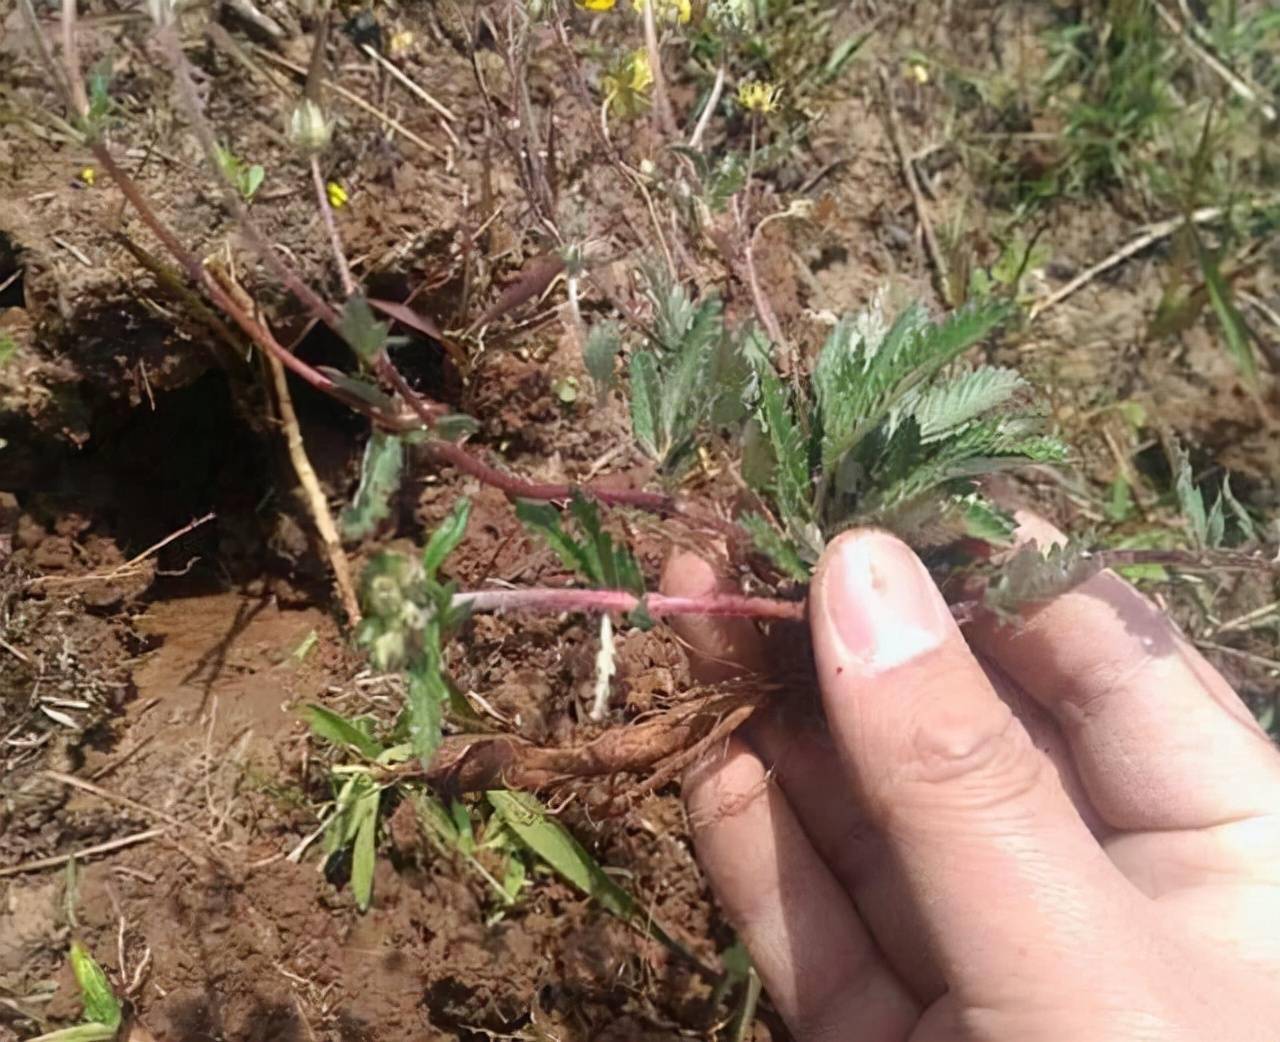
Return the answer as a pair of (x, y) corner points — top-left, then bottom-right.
(2, 2), (1277, 1041)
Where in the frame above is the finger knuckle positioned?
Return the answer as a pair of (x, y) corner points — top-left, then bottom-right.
(875, 662), (1046, 815)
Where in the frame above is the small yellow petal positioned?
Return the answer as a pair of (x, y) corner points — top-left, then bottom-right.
(578, 0), (617, 9)
(80, 166), (96, 186)
(388, 30), (415, 56)
(737, 81), (781, 114)
(905, 62), (929, 85)
(326, 181), (348, 208)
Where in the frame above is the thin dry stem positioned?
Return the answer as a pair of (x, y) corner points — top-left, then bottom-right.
(310, 154), (356, 297)
(688, 64), (725, 150)
(642, 0), (678, 139)
(264, 349), (362, 623)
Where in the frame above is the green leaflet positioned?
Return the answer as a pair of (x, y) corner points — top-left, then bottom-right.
(486, 790), (636, 920)
(1171, 441), (1218, 549)
(302, 705), (385, 760)
(69, 942), (120, 1031)
(341, 432), (403, 540)
(583, 320), (622, 399)
(755, 370), (813, 530)
(744, 294), (1064, 552)
(629, 349), (662, 459)
(627, 279), (729, 472)
(902, 366), (1027, 442)
(422, 498), (471, 579)
(486, 790), (697, 964)
(350, 781), (381, 911)
(740, 512), (811, 580)
(984, 540), (1101, 617)
(516, 493), (645, 595)
(340, 295), (391, 362)
(1194, 231), (1258, 390)
(817, 299), (1011, 470)
(406, 657), (448, 767)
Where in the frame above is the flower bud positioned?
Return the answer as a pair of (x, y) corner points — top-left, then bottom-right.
(288, 98), (332, 155)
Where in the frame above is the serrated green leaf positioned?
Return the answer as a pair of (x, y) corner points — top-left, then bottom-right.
(340, 295), (391, 362)
(755, 370), (813, 529)
(650, 276), (697, 352)
(985, 540), (1101, 617)
(69, 942), (119, 1030)
(518, 495), (644, 596)
(818, 299), (1011, 470)
(351, 782), (380, 911)
(406, 659), (448, 767)
(341, 432), (403, 540)
(740, 512), (812, 580)
(302, 705), (385, 760)
(629, 349), (662, 459)
(584, 320), (622, 400)
(569, 492), (645, 594)
(903, 366), (1026, 442)
(422, 497), (471, 579)
(959, 494), (1017, 543)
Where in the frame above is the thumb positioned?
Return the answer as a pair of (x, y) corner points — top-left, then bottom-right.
(808, 530), (1133, 1001)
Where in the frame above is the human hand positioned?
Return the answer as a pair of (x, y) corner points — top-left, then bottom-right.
(665, 523), (1280, 1041)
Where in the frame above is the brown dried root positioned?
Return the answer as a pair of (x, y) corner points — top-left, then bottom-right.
(384, 689), (769, 795)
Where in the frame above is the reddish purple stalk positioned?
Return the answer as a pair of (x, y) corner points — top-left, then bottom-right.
(455, 587), (806, 621)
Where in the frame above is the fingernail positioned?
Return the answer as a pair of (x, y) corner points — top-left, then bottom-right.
(816, 532), (952, 673)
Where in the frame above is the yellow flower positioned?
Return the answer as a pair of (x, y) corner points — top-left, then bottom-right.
(387, 30), (416, 57)
(326, 180), (349, 208)
(737, 80), (781, 114)
(904, 61), (929, 85)
(79, 166), (96, 186)
(630, 0), (690, 24)
(603, 50), (653, 117)
(578, 0), (617, 9)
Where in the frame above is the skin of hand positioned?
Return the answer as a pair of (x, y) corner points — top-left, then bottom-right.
(663, 521), (1280, 1042)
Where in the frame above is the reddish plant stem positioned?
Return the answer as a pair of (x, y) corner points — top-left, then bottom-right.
(90, 147), (365, 409)
(455, 587), (805, 621)
(424, 438), (683, 513)
(157, 24), (346, 336)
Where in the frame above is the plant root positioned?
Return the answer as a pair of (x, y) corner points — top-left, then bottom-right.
(388, 689), (768, 795)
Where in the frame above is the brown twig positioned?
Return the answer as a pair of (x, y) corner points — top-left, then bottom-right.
(0, 828), (167, 878)
(1028, 202), (1277, 321)
(264, 349), (362, 623)
(25, 512), (215, 589)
